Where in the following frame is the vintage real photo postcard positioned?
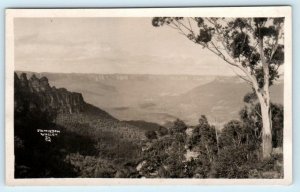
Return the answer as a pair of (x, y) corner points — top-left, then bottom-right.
(5, 7), (292, 185)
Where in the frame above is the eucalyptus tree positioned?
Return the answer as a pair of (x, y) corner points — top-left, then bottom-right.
(152, 17), (284, 159)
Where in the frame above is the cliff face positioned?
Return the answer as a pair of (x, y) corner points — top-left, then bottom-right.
(15, 73), (85, 114)
(14, 72), (147, 142)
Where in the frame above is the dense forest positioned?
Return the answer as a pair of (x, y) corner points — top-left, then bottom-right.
(14, 73), (283, 178)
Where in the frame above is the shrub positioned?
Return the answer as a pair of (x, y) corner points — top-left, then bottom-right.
(169, 119), (187, 135)
(157, 126), (168, 137)
(145, 130), (158, 140)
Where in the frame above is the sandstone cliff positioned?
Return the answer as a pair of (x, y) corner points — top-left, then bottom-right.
(15, 73), (85, 114)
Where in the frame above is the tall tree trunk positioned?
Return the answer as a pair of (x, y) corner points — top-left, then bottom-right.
(260, 101), (272, 159)
(258, 36), (273, 159)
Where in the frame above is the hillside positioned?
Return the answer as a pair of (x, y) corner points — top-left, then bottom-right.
(14, 72), (147, 178)
(15, 72), (145, 141)
(159, 77), (283, 124)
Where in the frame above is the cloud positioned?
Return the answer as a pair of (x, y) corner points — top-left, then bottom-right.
(14, 17), (236, 76)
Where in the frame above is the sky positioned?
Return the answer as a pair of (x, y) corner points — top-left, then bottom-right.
(14, 17), (242, 75)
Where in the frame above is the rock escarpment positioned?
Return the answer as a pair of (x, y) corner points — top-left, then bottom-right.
(15, 73), (85, 114)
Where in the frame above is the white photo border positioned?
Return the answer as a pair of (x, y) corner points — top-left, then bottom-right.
(5, 7), (293, 185)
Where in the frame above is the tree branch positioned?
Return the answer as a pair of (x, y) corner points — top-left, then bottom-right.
(269, 22), (283, 61)
(230, 67), (253, 85)
(187, 18), (194, 33)
(176, 20), (194, 34)
(165, 18), (262, 91)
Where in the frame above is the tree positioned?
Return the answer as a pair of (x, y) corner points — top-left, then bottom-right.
(152, 17), (284, 159)
(240, 92), (284, 149)
(215, 118), (283, 178)
(220, 120), (260, 152)
(188, 115), (218, 163)
(169, 119), (187, 135)
(140, 119), (188, 178)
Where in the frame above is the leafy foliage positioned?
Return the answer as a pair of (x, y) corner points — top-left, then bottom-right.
(139, 103), (283, 178)
(140, 119), (187, 178)
(219, 120), (260, 150)
(214, 120), (260, 178)
(145, 130), (158, 140)
(188, 115), (218, 163)
(169, 119), (188, 135)
(213, 93), (284, 178)
(157, 126), (169, 137)
(240, 92), (284, 148)
(65, 153), (140, 178)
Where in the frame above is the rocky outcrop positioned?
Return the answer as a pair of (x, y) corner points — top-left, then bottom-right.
(14, 72), (147, 142)
(15, 73), (85, 114)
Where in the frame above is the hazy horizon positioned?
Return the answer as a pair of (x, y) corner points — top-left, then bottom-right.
(15, 69), (239, 77)
(15, 70), (284, 81)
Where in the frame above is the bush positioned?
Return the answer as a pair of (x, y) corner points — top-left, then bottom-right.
(219, 120), (260, 151)
(213, 120), (262, 178)
(184, 156), (212, 178)
(140, 119), (188, 178)
(145, 130), (158, 140)
(188, 115), (218, 163)
(240, 94), (284, 148)
(157, 126), (168, 137)
(214, 146), (256, 178)
(169, 119), (187, 135)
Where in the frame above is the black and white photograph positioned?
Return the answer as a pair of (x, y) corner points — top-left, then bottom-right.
(5, 7), (292, 185)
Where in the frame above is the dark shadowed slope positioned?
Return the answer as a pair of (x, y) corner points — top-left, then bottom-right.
(122, 120), (164, 132)
(15, 72), (146, 141)
(14, 73), (150, 178)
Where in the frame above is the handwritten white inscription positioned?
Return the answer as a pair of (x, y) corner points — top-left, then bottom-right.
(37, 129), (60, 142)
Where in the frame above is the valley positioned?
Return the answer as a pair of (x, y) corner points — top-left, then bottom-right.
(14, 72), (284, 178)
(17, 71), (283, 125)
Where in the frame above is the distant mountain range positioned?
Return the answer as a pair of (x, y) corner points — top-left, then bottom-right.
(16, 71), (283, 125)
(157, 76), (283, 125)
